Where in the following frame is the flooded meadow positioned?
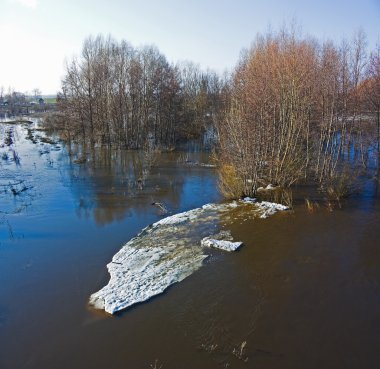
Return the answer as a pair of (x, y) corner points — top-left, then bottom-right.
(1, 120), (380, 369)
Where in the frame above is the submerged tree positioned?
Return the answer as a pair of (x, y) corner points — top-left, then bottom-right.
(216, 28), (377, 199)
(58, 35), (225, 149)
(365, 45), (380, 164)
(56, 30), (379, 201)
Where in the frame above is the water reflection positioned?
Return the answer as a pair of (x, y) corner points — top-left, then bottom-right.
(0, 120), (218, 236)
(62, 143), (218, 226)
(2, 121), (380, 369)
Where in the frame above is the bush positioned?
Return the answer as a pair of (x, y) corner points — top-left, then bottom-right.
(218, 164), (245, 199)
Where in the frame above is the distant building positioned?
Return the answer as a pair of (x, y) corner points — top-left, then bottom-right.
(38, 98), (45, 105)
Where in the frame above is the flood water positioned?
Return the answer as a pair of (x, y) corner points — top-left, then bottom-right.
(1, 121), (380, 369)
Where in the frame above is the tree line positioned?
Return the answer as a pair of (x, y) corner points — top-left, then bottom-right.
(0, 88), (53, 117)
(57, 35), (227, 149)
(56, 29), (379, 200)
(216, 28), (380, 199)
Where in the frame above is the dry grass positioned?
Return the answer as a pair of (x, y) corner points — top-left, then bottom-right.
(232, 340), (248, 362)
(149, 359), (163, 369)
(73, 155), (87, 164)
(325, 200), (335, 212)
(218, 164), (245, 200)
(305, 198), (320, 213)
(321, 165), (363, 208)
(257, 187), (293, 208)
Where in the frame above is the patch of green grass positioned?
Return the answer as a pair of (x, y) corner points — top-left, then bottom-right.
(44, 97), (57, 104)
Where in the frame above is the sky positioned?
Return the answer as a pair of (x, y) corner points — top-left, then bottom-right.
(0, 0), (379, 95)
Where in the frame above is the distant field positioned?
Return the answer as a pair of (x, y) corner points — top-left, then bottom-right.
(43, 97), (57, 104)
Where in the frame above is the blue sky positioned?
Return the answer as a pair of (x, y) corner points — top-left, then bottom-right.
(0, 0), (379, 94)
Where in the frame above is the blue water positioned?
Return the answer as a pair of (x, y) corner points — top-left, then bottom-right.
(0, 123), (221, 369)
(1, 122), (380, 369)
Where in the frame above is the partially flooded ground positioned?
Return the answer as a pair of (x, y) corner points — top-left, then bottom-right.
(1, 121), (380, 369)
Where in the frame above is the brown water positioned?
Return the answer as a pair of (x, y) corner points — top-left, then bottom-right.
(1, 122), (380, 369)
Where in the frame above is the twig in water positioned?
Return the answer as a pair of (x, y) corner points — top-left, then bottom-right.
(232, 340), (248, 362)
(149, 359), (163, 369)
(151, 202), (168, 214)
(6, 220), (14, 240)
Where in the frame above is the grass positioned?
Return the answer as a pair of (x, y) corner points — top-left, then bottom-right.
(149, 359), (163, 369)
(305, 198), (320, 213)
(232, 340), (248, 362)
(44, 97), (57, 104)
(257, 187), (293, 208)
(218, 164), (245, 200)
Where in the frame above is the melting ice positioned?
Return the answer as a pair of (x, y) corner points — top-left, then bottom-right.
(89, 200), (288, 314)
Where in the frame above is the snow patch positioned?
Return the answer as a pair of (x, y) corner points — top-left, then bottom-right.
(152, 208), (202, 227)
(265, 184), (277, 190)
(257, 184), (277, 192)
(256, 201), (289, 218)
(242, 197), (256, 204)
(89, 199), (289, 314)
(90, 204), (224, 314)
(89, 243), (207, 314)
(201, 237), (243, 252)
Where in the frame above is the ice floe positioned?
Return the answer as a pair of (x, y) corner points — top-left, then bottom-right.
(89, 199), (288, 314)
(255, 201), (289, 218)
(89, 203), (231, 314)
(89, 242), (207, 314)
(257, 184), (277, 192)
(242, 197), (256, 204)
(201, 237), (243, 252)
(152, 208), (202, 226)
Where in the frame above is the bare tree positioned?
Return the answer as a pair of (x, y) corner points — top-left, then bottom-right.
(57, 35), (224, 150)
(216, 27), (374, 200)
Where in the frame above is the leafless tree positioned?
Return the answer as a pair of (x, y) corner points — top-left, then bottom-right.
(57, 35), (225, 150)
(216, 28), (375, 200)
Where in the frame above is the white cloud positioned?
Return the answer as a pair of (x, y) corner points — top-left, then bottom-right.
(10, 0), (38, 9)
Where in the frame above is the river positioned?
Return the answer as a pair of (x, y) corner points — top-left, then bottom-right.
(1, 120), (380, 369)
